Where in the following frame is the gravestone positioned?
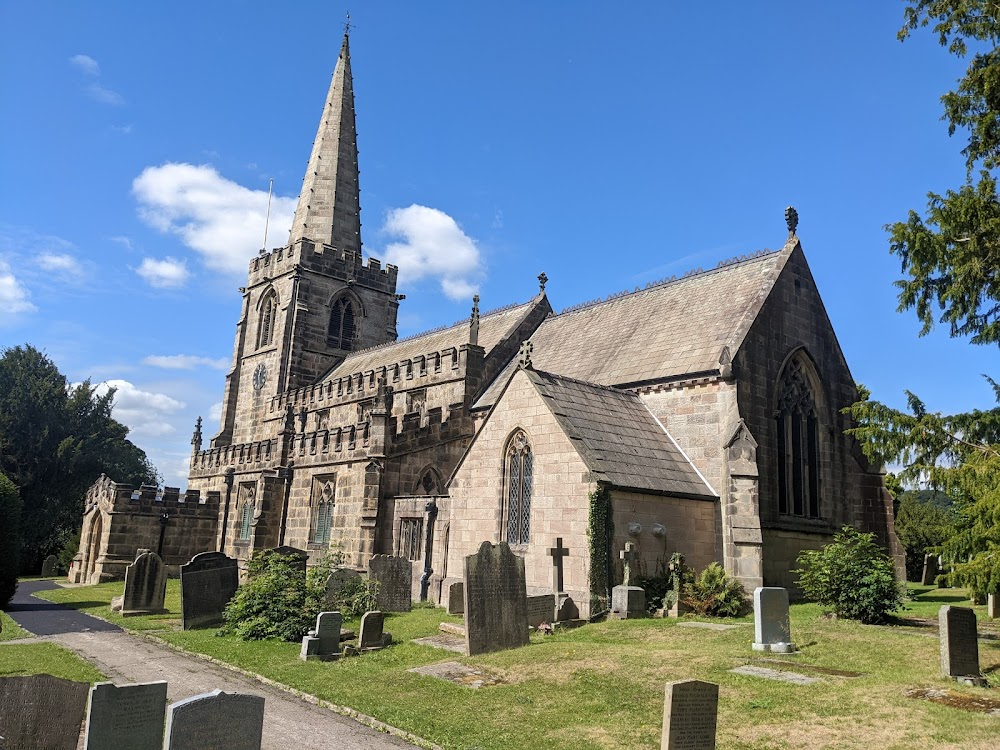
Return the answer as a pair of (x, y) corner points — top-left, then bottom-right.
(300, 611), (342, 661)
(367, 555), (412, 612)
(988, 593), (998, 620)
(41, 554), (59, 577)
(164, 689), (264, 750)
(752, 587), (795, 653)
(526, 594), (555, 627)
(661, 679), (719, 750)
(324, 568), (361, 606)
(358, 610), (391, 650)
(939, 605), (982, 683)
(611, 541), (645, 618)
(549, 537), (569, 595)
(0, 674), (90, 750)
(180, 551), (239, 630)
(920, 554), (939, 586)
(463, 541), (529, 656)
(447, 581), (464, 615)
(270, 545), (308, 572)
(556, 595), (580, 622)
(121, 551), (167, 616)
(84, 681), (168, 750)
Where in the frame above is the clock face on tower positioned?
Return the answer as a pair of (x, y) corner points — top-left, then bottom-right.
(252, 362), (267, 392)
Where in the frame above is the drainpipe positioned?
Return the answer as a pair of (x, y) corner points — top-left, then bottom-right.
(157, 512), (169, 558)
(419, 499), (439, 602)
(277, 462), (295, 547)
(220, 467), (235, 552)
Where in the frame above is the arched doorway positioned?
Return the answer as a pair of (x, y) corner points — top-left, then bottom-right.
(85, 511), (104, 584)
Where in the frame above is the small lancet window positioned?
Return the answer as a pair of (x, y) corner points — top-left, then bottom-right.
(237, 485), (256, 541)
(328, 297), (356, 350)
(503, 430), (533, 545)
(257, 291), (277, 348)
(775, 355), (821, 518)
(310, 480), (335, 545)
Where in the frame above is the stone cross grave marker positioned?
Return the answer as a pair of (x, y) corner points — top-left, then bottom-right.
(661, 679), (719, 750)
(122, 551), (167, 616)
(164, 689), (264, 750)
(611, 541), (645, 618)
(368, 554), (412, 612)
(180, 551), (239, 630)
(549, 537), (569, 594)
(752, 587), (795, 653)
(359, 610), (390, 650)
(620, 541), (637, 586)
(41, 554), (58, 577)
(324, 567), (361, 606)
(300, 611), (343, 661)
(920, 554), (939, 586)
(463, 541), (529, 656)
(939, 605), (982, 681)
(84, 681), (168, 750)
(0, 674), (90, 750)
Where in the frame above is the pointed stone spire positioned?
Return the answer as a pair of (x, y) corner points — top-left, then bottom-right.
(288, 31), (361, 253)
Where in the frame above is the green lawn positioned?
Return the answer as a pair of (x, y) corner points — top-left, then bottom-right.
(0, 642), (105, 682)
(0, 610), (31, 641)
(36, 580), (1000, 750)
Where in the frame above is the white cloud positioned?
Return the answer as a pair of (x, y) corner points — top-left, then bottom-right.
(143, 354), (229, 371)
(87, 83), (124, 106)
(132, 163), (295, 275)
(109, 235), (133, 250)
(0, 260), (35, 314)
(208, 402), (223, 422)
(136, 257), (189, 288)
(37, 253), (83, 275)
(69, 54), (124, 105)
(69, 54), (100, 76)
(95, 379), (186, 438)
(380, 205), (484, 301)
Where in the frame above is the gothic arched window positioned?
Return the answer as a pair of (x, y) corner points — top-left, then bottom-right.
(775, 355), (821, 518)
(237, 485), (256, 541)
(310, 480), (335, 545)
(503, 430), (533, 544)
(257, 290), (277, 349)
(328, 297), (356, 350)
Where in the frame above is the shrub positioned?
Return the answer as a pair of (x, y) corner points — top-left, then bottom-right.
(681, 563), (747, 617)
(0, 473), (21, 607)
(221, 550), (316, 641)
(55, 531), (80, 576)
(332, 576), (380, 617)
(894, 491), (956, 581)
(795, 526), (905, 624)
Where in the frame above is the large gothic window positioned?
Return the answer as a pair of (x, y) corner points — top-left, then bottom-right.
(310, 479), (335, 545)
(328, 297), (356, 350)
(775, 355), (821, 518)
(257, 290), (277, 349)
(503, 430), (533, 545)
(237, 484), (256, 541)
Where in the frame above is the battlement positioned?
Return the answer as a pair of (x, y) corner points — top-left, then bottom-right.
(388, 400), (473, 455)
(247, 238), (398, 293)
(83, 473), (220, 516)
(286, 420), (372, 466)
(190, 438), (277, 477)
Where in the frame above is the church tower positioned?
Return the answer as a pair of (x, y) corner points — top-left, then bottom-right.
(212, 32), (400, 447)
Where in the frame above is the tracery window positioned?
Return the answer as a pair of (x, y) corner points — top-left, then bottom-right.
(257, 290), (277, 348)
(328, 297), (356, 350)
(503, 430), (533, 545)
(775, 355), (821, 518)
(310, 479), (335, 545)
(399, 518), (423, 561)
(237, 484), (256, 541)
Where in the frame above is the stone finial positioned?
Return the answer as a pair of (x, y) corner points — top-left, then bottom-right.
(538, 272), (548, 293)
(374, 377), (393, 412)
(298, 406), (308, 433)
(785, 206), (798, 237)
(518, 340), (533, 369)
(719, 346), (733, 380)
(191, 416), (203, 451)
(470, 294), (480, 346)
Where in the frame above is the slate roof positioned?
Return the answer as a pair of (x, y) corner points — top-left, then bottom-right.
(524, 368), (716, 498)
(319, 295), (546, 382)
(477, 245), (791, 408)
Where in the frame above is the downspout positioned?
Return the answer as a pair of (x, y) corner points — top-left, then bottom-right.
(419, 499), (439, 602)
(219, 467), (235, 552)
(278, 462), (295, 547)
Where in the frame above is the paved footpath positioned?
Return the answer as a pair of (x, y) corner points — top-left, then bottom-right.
(5, 582), (420, 750)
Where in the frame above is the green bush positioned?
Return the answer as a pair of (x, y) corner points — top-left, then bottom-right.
(681, 563), (748, 617)
(795, 526), (905, 624)
(0, 473), (21, 607)
(331, 576), (380, 617)
(55, 531), (80, 576)
(894, 491), (956, 581)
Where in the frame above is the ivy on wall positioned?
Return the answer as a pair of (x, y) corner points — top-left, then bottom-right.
(587, 483), (613, 613)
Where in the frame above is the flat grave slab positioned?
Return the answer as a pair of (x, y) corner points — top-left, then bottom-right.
(729, 665), (819, 685)
(906, 687), (1000, 716)
(411, 634), (466, 653)
(752, 658), (863, 678)
(676, 622), (743, 631)
(408, 661), (503, 689)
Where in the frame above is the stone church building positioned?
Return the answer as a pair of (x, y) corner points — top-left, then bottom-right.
(71, 32), (902, 617)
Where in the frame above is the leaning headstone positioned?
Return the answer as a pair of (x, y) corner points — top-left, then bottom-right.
(463, 541), (529, 656)
(180, 551), (239, 630)
(121, 551), (167, 616)
(358, 610), (392, 650)
(988, 593), (998, 620)
(920, 554), (939, 585)
(300, 611), (342, 661)
(164, 689), (264, 750)
(41, 554), (59, 577)
(84, 681), (168, 750)
(324, 567), (361, 606)
(939, 605), (983, 685)
(752, 587), (795, 653)
(367, 555), (412, 612)
(0, 674), (90, 750)
(612, 541), (646, 618)
(269, 545), (308, 572)
(661, 679), (719, 750)
(447, 581), (464, 615)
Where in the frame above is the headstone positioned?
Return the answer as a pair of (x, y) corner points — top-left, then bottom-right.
(549, 537), (569, 594)
(661, 679), (719, 750)
(84, 681), (168, 750)
(300, 611), (342, 661)
(988, 593), (998, 620)
(752, 587), (795, 653)
(556, 595), (580, 622)
(121, 551), (167, 616)
(41, 554), (59, 577)
(269, 545), (308, 572)
(939, 605), (982, 681)
(446, 581), (464, 615)
(620, 541), (638, 586)
(526, 594), (555, 627)
(0, 674), (90, 750)
(612, 541), (646, 618)
(164, 689), (264, 750)
(367, 555), (412, 612)
(463, 541), (529, 656)
(135, 548), (152, 560)
(324, 567), (361, 606)
(358, 610), (391, 650)
(920, 553), (938, 585)
(180, 551), (239, 630)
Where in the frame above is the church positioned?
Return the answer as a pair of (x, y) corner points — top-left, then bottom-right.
(70, 32), (903, 618)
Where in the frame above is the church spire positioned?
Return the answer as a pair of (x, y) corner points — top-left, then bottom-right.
(288, 31), (361, 253)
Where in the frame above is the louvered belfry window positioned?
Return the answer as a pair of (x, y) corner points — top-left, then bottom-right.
(775, 356), (821, 518)
(328, 297), (356, 350)
(505, 430), (533, 544)
(257, 292), (276, 348)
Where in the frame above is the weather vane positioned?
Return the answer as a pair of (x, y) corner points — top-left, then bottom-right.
(344, 11), (353, 36)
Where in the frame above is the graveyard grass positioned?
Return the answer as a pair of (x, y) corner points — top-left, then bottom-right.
(0, 642), (105, 683)
(37, 582), (1000, 750)
(0, 610), (30, 641)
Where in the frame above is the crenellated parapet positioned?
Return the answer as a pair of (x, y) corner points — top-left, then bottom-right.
(82, 474), (221, 517)
(388, 400), (474, 456)
(246, 239), (397, 293)
(190, 438), (278, 478)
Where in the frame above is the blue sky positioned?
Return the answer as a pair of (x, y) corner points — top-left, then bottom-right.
(1, 2), (996, 485)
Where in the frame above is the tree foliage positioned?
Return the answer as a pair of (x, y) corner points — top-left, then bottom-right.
(680, 563), (748, 618)
(0, 345), (158, 571)
(0, 472), (22, 608)
(894, 490), (957, 579)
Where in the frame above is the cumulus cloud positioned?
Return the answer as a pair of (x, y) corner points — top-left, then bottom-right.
(69, 54), (100, 76)
(69, 54), (124, 105)
(136, 257), (189, 288)
(95, 379), (186, 438)
(209, 402), (223, 422)
(133, 163), (295, 275)
(381, 205), (484, 301)
(0, 260), (35, 314)
(37, 253), (83, 275)
(143, 354), (229, 370)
